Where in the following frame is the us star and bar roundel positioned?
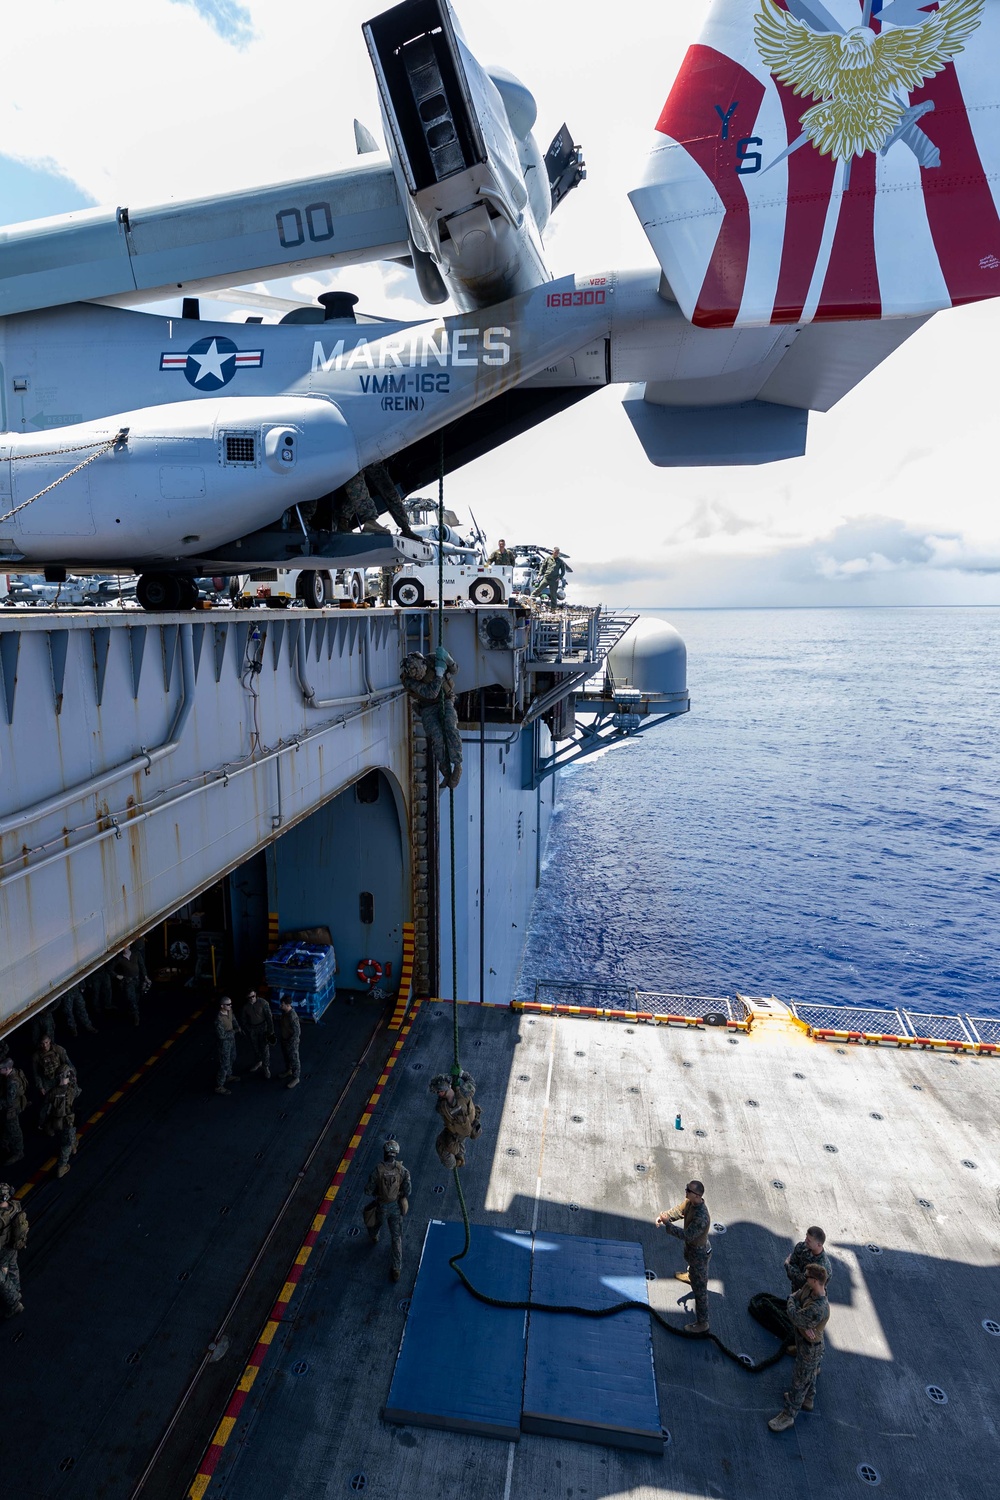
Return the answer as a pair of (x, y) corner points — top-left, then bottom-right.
(631, 0), (1000, 330)
(160, 335), (264, 390)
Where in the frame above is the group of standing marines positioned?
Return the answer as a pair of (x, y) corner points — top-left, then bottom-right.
(212, 990), (302, 1094)
(658, 1180), (832, 1431)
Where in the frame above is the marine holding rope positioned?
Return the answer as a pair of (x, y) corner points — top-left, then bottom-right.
(430, 1072), (481, 1170)
(769, 1261), (830, 1431)
(656, 1179), (712, 1334)
(401, 650), (463, 791)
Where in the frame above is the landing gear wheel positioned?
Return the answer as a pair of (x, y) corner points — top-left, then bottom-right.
(176, 577), (200, 610)
(136, 573), (182, 612)
(469, 577), (503, 605)
(349, 570), (364, 605)
(392, 578), (425, 607)
(297, 571), (328, 609)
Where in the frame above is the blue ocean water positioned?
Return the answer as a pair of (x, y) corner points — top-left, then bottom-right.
(517, 608), (1000, 1019)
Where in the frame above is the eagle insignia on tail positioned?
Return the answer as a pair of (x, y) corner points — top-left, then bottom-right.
(754, 0), (985, 163)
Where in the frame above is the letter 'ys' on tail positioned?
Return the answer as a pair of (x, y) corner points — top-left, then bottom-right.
(629, 0), (1000, 330)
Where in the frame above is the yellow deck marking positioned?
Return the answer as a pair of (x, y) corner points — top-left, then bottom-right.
(258, 1320), (280, 1345)
(212, 1416), (235, 1446)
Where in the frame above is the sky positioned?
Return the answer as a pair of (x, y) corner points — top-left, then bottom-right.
(1, 0), (998, 606)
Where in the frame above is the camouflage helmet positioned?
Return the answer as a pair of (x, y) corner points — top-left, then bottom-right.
(429, 1074), (452, 1095)
(401, 651), (428, 680)
(383, 1139), (400, 1159)
(0, 1182), (12, 1202)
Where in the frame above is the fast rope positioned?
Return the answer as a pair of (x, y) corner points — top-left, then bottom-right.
(0, 429), (128, 524)
(434, 433), (459, 1081)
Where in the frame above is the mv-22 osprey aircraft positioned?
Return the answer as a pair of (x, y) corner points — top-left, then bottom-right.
(0, 0), (996, 609)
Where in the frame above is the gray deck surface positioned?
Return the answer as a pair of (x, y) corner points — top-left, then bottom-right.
(0, 992), (392, 1500)
(203, 1001), (1000, 1500)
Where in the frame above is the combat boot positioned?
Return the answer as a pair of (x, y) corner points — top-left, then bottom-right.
(278, 1069), (291, 1079)
(801, 1395), (814, 1412)
(215, 1086), (231, 1096)
(286, 1078), (300, 1090)
(675, 1270), (691, 1284)
(684, 1320), (709, 1334)
(249, 1062), (262, 1074)
(57, 1163), (70, 1178)
(768, 1411), (795, 1432)
(263, 1068), (271, 1080)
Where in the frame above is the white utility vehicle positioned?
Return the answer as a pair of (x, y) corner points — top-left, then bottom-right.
(390, 560), (512, 608)
(235, 568), (367, 608)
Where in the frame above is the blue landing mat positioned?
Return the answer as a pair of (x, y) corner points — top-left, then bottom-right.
(522, 1232), (663, 1453)
(384, 1220), (532, 1440)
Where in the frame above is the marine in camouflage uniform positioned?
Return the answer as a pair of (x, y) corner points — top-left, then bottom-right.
(0, 1181), (28, 1318)
(112, 944), (149, 1026)
(60, 982), (96, 1037)
(86, 962), (115, 1021)
(32, 1037), (75, 1102)
(336, 464), (418, 539)
(364, 1139), (412, 1282)
(532, 548), (568, 607)
(241, 990), (275, 1080)
(430, 1072), (481, 1170)
(769, 1264), (831, 1430)
(278, 1000), (301, 1089)
(214, 998), (240, 1094)
(401, 650), (463, 791)
(42, 1071), (78, 1177)
(487, 541), (516, 567)
(657, 1180), (712, 1332)
(785, 1229), (832, 1293)
(0, 1058), (28, 1165)
(30, 1004), (57, 1048)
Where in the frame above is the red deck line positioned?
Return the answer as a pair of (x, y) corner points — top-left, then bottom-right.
(187, 1003), (421, 1500)
(15, 1003), (205, 1203)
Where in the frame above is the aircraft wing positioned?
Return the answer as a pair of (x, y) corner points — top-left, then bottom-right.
(0, 162), (409, 318)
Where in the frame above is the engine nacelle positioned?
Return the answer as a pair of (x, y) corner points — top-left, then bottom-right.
(0, 396), (359, 568)
(364, 0), (550, 311)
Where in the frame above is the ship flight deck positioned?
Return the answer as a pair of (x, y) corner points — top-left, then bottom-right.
(180, 997), (997, 1500)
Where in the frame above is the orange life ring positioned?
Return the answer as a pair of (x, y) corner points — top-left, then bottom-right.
(357, 958), (383, 987)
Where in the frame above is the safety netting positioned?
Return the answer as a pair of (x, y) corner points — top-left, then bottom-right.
(966, 1015), (1000, 1046)
(533, 981), (731, 1018)
(902, 1011), (975, 1043)
(790, 1002), (907, 1036)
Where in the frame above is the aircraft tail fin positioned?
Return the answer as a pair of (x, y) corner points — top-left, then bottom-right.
(629, 0), (1000, 329)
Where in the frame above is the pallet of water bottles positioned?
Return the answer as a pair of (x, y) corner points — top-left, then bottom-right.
(270, 975), (338, 1021)
(264, 941), (338, 1020)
